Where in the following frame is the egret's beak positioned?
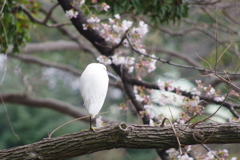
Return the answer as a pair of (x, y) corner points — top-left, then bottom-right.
(107, 71), (121, 81)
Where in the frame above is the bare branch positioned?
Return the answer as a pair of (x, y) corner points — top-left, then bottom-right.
(15, 4), (71, 28)
(0, 93), (114, 123)
(42, 3), (59, 24)
(126, 32), (240, 76)
(222, 8), (240, 25)
(145, 47), (202, 68)
(8, 54), (82, 76)
(6, 41), (79, 54)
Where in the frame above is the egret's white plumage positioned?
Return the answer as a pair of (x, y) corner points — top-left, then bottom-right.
(79, 63), (109, 127)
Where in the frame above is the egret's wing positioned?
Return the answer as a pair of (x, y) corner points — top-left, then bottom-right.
(79, 69), (109, 117)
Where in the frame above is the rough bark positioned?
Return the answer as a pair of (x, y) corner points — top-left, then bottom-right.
(1, 122), (240, 160)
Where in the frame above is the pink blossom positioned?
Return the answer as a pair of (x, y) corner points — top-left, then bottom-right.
(114, 14), (120, 19)
(122, 20), (133, 30)
(177, 153), (194, 160)
(87, 16), (100, 23)
(157, 79), (165, 91)
(135, 94), (144, 102)
(112, 55), (135, 65)
(195, 80), (204, 89)
(79, 0), (85, 6)
(204, 85), (215, 96)
(158, 94), (173, 105)
(214, 96), (224, 102)
(82, 24), (88, 30)
(131, 21), (148, 37)
(101, 3), (110, 11)
(108, 18), (114, 24)
(133, 86), (138, 94)
(65, 9), (78, 19)
(96, 55), (112, 65)
(128, 66), (134, 73)
(145, 108), (155, 119)
(147, 54), (157, 73)
(190, 87), (201, 95)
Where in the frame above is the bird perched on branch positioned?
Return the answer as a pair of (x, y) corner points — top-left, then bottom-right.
(80, 63), (119, 131)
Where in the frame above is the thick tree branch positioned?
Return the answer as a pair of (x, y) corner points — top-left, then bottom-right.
(1, 122), (240, 160)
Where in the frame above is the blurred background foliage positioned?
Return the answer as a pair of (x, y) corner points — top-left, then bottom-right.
(0, 0), (240, 159)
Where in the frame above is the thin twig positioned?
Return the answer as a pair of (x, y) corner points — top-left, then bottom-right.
(160, 118), (183, 155)
(126, 31), (240, 76)
(48, 111), (109, 138)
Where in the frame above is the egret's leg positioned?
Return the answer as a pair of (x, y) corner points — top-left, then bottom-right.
(89, 117), (96, 132)
(90, 116), (92, 129)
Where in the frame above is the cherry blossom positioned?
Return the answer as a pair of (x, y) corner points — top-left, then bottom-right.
(97, 55), (112, 65)
(79, 0), (85, 6)
(112, 55), (135, 65)
(87, 15), (100, 23)
(101, 3), (110, 11)
(128, 66), (134, 73)
(190, 87), (201, 96)
(177, 153), (194, 160)
(131, 21), (148, 37)
(147, 54), (157, 73)
(65, 9), (78, 19)
(157, 79), (165, 91)
(213, 96), (225, 102)
(114, 14), (120, 19)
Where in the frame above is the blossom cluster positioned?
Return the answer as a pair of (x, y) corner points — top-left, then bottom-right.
(133, 86), (155, 119)
(196, 149), (237, 160)
(167, 147), (237, 160)
(83, 6), (156, 74)
(194, 80), (225, 102)
(65, 9), (78, 19)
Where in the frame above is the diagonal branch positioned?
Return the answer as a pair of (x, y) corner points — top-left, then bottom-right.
(58, 0), (113, 57)
(145, 46), (202, 68)
(126, 32), (240, 76)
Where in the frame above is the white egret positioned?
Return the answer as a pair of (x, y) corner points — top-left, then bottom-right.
(79, 63), (118, 131)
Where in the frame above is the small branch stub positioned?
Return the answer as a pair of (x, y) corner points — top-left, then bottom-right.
(193, 130), (205, 142)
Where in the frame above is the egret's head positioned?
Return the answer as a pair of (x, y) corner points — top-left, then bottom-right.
(87, 63), (107, 70)
(86, 63), (120, 81)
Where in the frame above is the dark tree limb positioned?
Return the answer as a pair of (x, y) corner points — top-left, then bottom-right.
(126, 77), (240, 118)
(58, 0), (113, 57)
(0, 93), (114, 123)
(1, 122), (240, 160)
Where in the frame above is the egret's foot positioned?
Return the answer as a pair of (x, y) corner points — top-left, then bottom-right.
(81, 127), (97, 132)
(90, 126), (97, 132)
(81, 129), (89, 132)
